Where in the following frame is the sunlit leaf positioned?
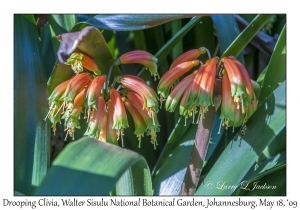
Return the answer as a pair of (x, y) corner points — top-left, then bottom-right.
(35, 137), (152, 195)
(221, 14), (273, 59)
(14, 15), (50, 195)
(258, 25), (286, 105)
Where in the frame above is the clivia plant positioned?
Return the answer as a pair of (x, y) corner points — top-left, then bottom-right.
(14, 14), (286, 196)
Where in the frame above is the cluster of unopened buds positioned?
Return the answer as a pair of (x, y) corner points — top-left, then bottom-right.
(45, 50), (160, 148)
(158, 47), (260, 132)
(45, 45), (259, 149)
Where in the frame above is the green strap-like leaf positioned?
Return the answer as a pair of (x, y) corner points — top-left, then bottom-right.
(211, 15), (244, 63)
(245, 151), (285, 183)
(14, 15), (50, 195)
(34, 137), (152, 195)
(81, 14), (198, 31)
(232, 150), (286, 195)
(195, 80), (286, 195)
(243, 168), (286, 196)
(258, 25), (286, 106)
(40, 23), (57, 79)
(221, 14), (273, 59)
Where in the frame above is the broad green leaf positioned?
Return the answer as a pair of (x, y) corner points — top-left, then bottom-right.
(253, 26), (286, 164)
(40, 23), (56, 79)
(34, 137), (152, 195)
(82, 14), (197, 31)
(258, 25), (286, 105)
(48, 15), (77, 53)
(221, 15), (273, 59)
(47, 26), (122, 95)
(211, 15), (244, 63)
(233, 151), (285, 196)
(260, 127), (286, 159)
(195, 80), (286, 195)
(243, 167), (286, 196)
(14, 15), (50, 195)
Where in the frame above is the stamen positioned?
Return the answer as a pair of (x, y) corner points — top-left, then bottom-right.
(44, 102), (55, 120)
(218, 120), (222, 134)
(241, 97), (245, 114)
(192, 110), (195, 124)
(150, 129), (157, 149)
(54, 101), (66, 117)
(196, 111), (201, 124)
(64, 130), (69, 141)
(84, 107), (87, 119)
(191, 105), (198, 124)
(159, 95), (166, 109)
(121, 129), (124, 147)
(87, 106), (91, 122)
(51, 123), (57, 135)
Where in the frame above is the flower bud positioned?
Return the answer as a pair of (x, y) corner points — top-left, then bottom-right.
(170, 47), (206, 69)
(84, 96), (106, 139)
(61, 73), (91, 102)
(158, 60), (200, 99)
(116, 50), (158, 78)
(67, 52), (100, 75)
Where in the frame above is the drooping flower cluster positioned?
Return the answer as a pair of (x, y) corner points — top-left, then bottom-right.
(158, 47), (218, 125)
(219, 56), (258, 130)
(46, 50), (160, 148)
(158, 48), (259, 130)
